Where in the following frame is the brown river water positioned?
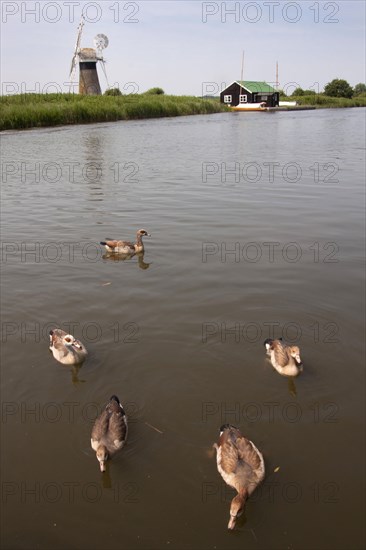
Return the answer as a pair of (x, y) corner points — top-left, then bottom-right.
(1, 108), (365, 550)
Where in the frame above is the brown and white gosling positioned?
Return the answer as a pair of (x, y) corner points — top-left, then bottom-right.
(264, 338), (303, 376)
(49, 329), (87, 365)
(100, 229), (151, 254)
(91, 395), (128, 472)
(214, 424), (265, 530)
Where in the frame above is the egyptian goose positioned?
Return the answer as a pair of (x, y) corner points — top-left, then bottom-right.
(91, 395), (128, 472)
(214, 424), (265, 530)
(264, 338), (303, 376)
(49, 329), (87, 365)
(100, 229), (151, 254)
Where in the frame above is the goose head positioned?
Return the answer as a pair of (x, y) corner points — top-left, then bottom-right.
(289, 346), (301, 365)
(96, 445), (108, 472)
(228, 489), (247, 530)
(136, 229), (151, 238)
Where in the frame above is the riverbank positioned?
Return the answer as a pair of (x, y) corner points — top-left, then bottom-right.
(280, 93), (366, 108)
(0, 94), (229, 131)
(2, 93), (365, 131)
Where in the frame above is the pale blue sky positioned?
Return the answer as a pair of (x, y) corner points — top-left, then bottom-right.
(1, 0), (365, 95)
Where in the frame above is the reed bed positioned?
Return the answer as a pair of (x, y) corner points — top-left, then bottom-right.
(0, 94), (229, 131)
(283, 94), (366, 108)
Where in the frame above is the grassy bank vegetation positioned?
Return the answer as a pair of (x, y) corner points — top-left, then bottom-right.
(0, 93), (229, 131)
(280, 93), (366, 108)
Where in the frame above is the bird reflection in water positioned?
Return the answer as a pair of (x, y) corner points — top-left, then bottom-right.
(49, 362), (86, 386)
(101, 467), (112, 489)
(287, 377), (297, 398)
(93, 464), (121, 492)
(70, 364), (86, 386)
(264, 369), (298, 398)
(102, 251), (150, 270)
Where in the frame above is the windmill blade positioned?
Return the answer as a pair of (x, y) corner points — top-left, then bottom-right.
(69, 55), (77, 78)
(69, 15), (84, 77)
(75, 15), (84, 51)
(69, 65), (77, 92)
(68, 15), (85, 91)
(99, 59), (110, 89)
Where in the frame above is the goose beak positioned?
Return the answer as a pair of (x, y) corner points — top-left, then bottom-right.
(295, 354), (301, 364)
(99, 460), (106, 472)
(228, 515), (236, 530)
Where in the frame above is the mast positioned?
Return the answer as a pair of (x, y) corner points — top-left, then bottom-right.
(239, 50), (245, 105)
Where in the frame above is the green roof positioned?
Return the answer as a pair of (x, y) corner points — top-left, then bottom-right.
(236, 80), (276, 93)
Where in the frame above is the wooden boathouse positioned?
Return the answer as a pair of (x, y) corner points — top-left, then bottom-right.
(220, 81), (279, 107)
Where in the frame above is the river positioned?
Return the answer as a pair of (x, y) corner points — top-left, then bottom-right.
(1, 108), (365, 550)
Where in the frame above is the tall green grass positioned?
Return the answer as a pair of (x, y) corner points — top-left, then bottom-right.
(0, 94), (229, 131)
(281, 93), (366, 108)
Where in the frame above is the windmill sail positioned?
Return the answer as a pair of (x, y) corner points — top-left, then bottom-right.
(69, 16), (84, 79)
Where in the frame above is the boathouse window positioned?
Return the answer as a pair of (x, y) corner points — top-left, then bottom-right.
(224, 95), (232, 103)
(239, 95), (247, 103)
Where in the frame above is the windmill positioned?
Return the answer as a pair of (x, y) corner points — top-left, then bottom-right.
(69, 16), (110, 95)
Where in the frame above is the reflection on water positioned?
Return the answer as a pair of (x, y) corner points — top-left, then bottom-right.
(101, 468), (112, 489)
(70, 364), (87, 386)
(1, 110), (365, 550)
(48, 348), (87, 386)
(102, 251), (151, 270)
(287, 378), (297, 398)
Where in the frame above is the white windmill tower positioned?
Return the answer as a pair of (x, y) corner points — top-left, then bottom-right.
(69, 16), (110, 95)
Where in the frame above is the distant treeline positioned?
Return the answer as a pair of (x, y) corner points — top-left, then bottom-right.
(0, 93), (229, 131)
(279, 78), (366, 108)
